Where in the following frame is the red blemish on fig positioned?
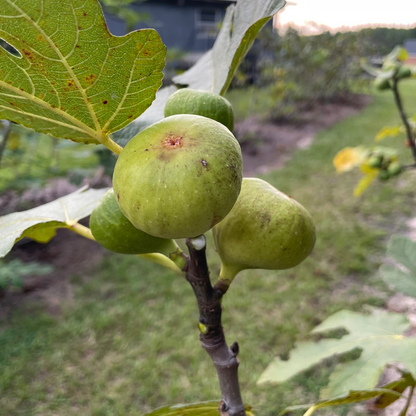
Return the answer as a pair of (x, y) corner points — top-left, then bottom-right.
(162, 134), (183, 149)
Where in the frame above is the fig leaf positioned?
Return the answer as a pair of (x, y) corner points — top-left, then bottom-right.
(0, 0), (165, 147)
(174, 0), (286, 95)
(380, 235), (416, 299)
(258, 310), (416, 400)
(0, 186), (109, 258)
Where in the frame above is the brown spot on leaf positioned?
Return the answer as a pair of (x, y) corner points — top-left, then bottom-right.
(85, 74), (96, 85)
(103, 100), (108, 105)
(117, 193), (120, 201)
(67, 79), (74, 87)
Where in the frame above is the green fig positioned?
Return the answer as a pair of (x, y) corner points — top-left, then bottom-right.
(164, 89), (234, 131)
(387, 161), (402, 176)
(368, 155), (383, 168)
(374, 77), (391, 91)
(90, 189), (178, 255)
(396, 66), (412, 79)
(212, 178), (316, 281)
(113, 114), (242, 239)
(378, 169), (391, 181)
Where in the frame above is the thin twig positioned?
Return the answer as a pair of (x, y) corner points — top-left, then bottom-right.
(391, 79), (416, 163)
(0, 120), (11, 169)
(184, 236), (246, 416)
(399, 385), (415, 416)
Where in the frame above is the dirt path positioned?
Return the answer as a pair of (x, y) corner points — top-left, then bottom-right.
(236, 95), (372, 176)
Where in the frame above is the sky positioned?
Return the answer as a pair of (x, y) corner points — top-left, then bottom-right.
(274, 0), (416, 33)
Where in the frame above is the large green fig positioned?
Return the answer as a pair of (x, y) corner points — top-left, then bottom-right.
(164, 89), (234, 131)
(113, 114), (242, 239)
(212, 178), (316, 281)
(90, 189), (178, 255)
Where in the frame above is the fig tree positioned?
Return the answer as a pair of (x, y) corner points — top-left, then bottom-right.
(90, 189), (178, 255)
(113, 114), (242, 239)
(212, 178), (316, 282)
(164, 89), (234, 131)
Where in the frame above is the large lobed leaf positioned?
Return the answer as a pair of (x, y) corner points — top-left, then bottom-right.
(0, 0), (165, 144)
(258, 310), (416, 399)
(113, 0), (286, 144)
(380, 235), (416, 298)
(174, 0), (286, 95)
(0, 186), (108, 258)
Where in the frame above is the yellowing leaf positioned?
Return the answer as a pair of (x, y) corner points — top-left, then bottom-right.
(0, 0), (166, 150)
(333, 147), (366, 173)
(375, 126), (401, 141)
(354, 170), (378, 197)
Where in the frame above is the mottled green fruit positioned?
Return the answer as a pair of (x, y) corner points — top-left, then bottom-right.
(368, 155), (383, 168)
(375, 77), (391, 91)
(387, 161), (402, 176)
(212, 178), (316, 280)
(90, 189), (177, 255)
(378, 169), (391, 181)
(164, 89), (234, 131)
(113, 114), (242, 239)
(397, 66), (412, 79)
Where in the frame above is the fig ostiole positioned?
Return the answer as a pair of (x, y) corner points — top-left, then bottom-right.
(90, 189), (179, 256)
(212, 178), (316, 283)
(113, 114), (242, 239)
(164, 89), (234, 131)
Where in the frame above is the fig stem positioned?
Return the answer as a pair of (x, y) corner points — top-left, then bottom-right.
(67, 222), (96, 241)
(184, 236), (247, 416)
(67, 223), (184, 274)
(138, 253), (184, 275)
(99, 134), (123, 155)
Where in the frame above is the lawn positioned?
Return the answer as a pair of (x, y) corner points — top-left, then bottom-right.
(1, 81), (416, 416)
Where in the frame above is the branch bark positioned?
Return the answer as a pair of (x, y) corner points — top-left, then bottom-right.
(391, 79), (416, 163)
(184, 236), (246, 416)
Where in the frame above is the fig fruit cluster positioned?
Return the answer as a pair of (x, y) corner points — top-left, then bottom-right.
(367, 151), (402, 181)
(91, 89), (315, 282)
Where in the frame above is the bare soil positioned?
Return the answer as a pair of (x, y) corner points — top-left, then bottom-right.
(0, 95), (372, 316)
(236, 95), (372, 176)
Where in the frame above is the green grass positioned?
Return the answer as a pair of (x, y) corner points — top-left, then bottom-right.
(1, 81), (416, 416)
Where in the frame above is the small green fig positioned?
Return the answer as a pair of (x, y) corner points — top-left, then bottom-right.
(113, 114), (242, 239)
(374, 77), (391, 91)
(164, 89), (234, 131)
(212, 178), (316, 281)
(378, 169), (391, 181)
(396, 66), (412, 79)
(387, 161), (402, 176)
(368, 155), (383, 168)
(90, 189), (178, 255)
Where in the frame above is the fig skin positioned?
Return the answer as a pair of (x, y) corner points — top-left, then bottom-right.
(212, 178), (316, 280)
(164, 89), (234, 131)
(90, 189), (178, 255)
(113, 114), (242, 239)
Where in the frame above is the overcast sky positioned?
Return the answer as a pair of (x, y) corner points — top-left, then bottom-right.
(275, 0), (416, 33)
